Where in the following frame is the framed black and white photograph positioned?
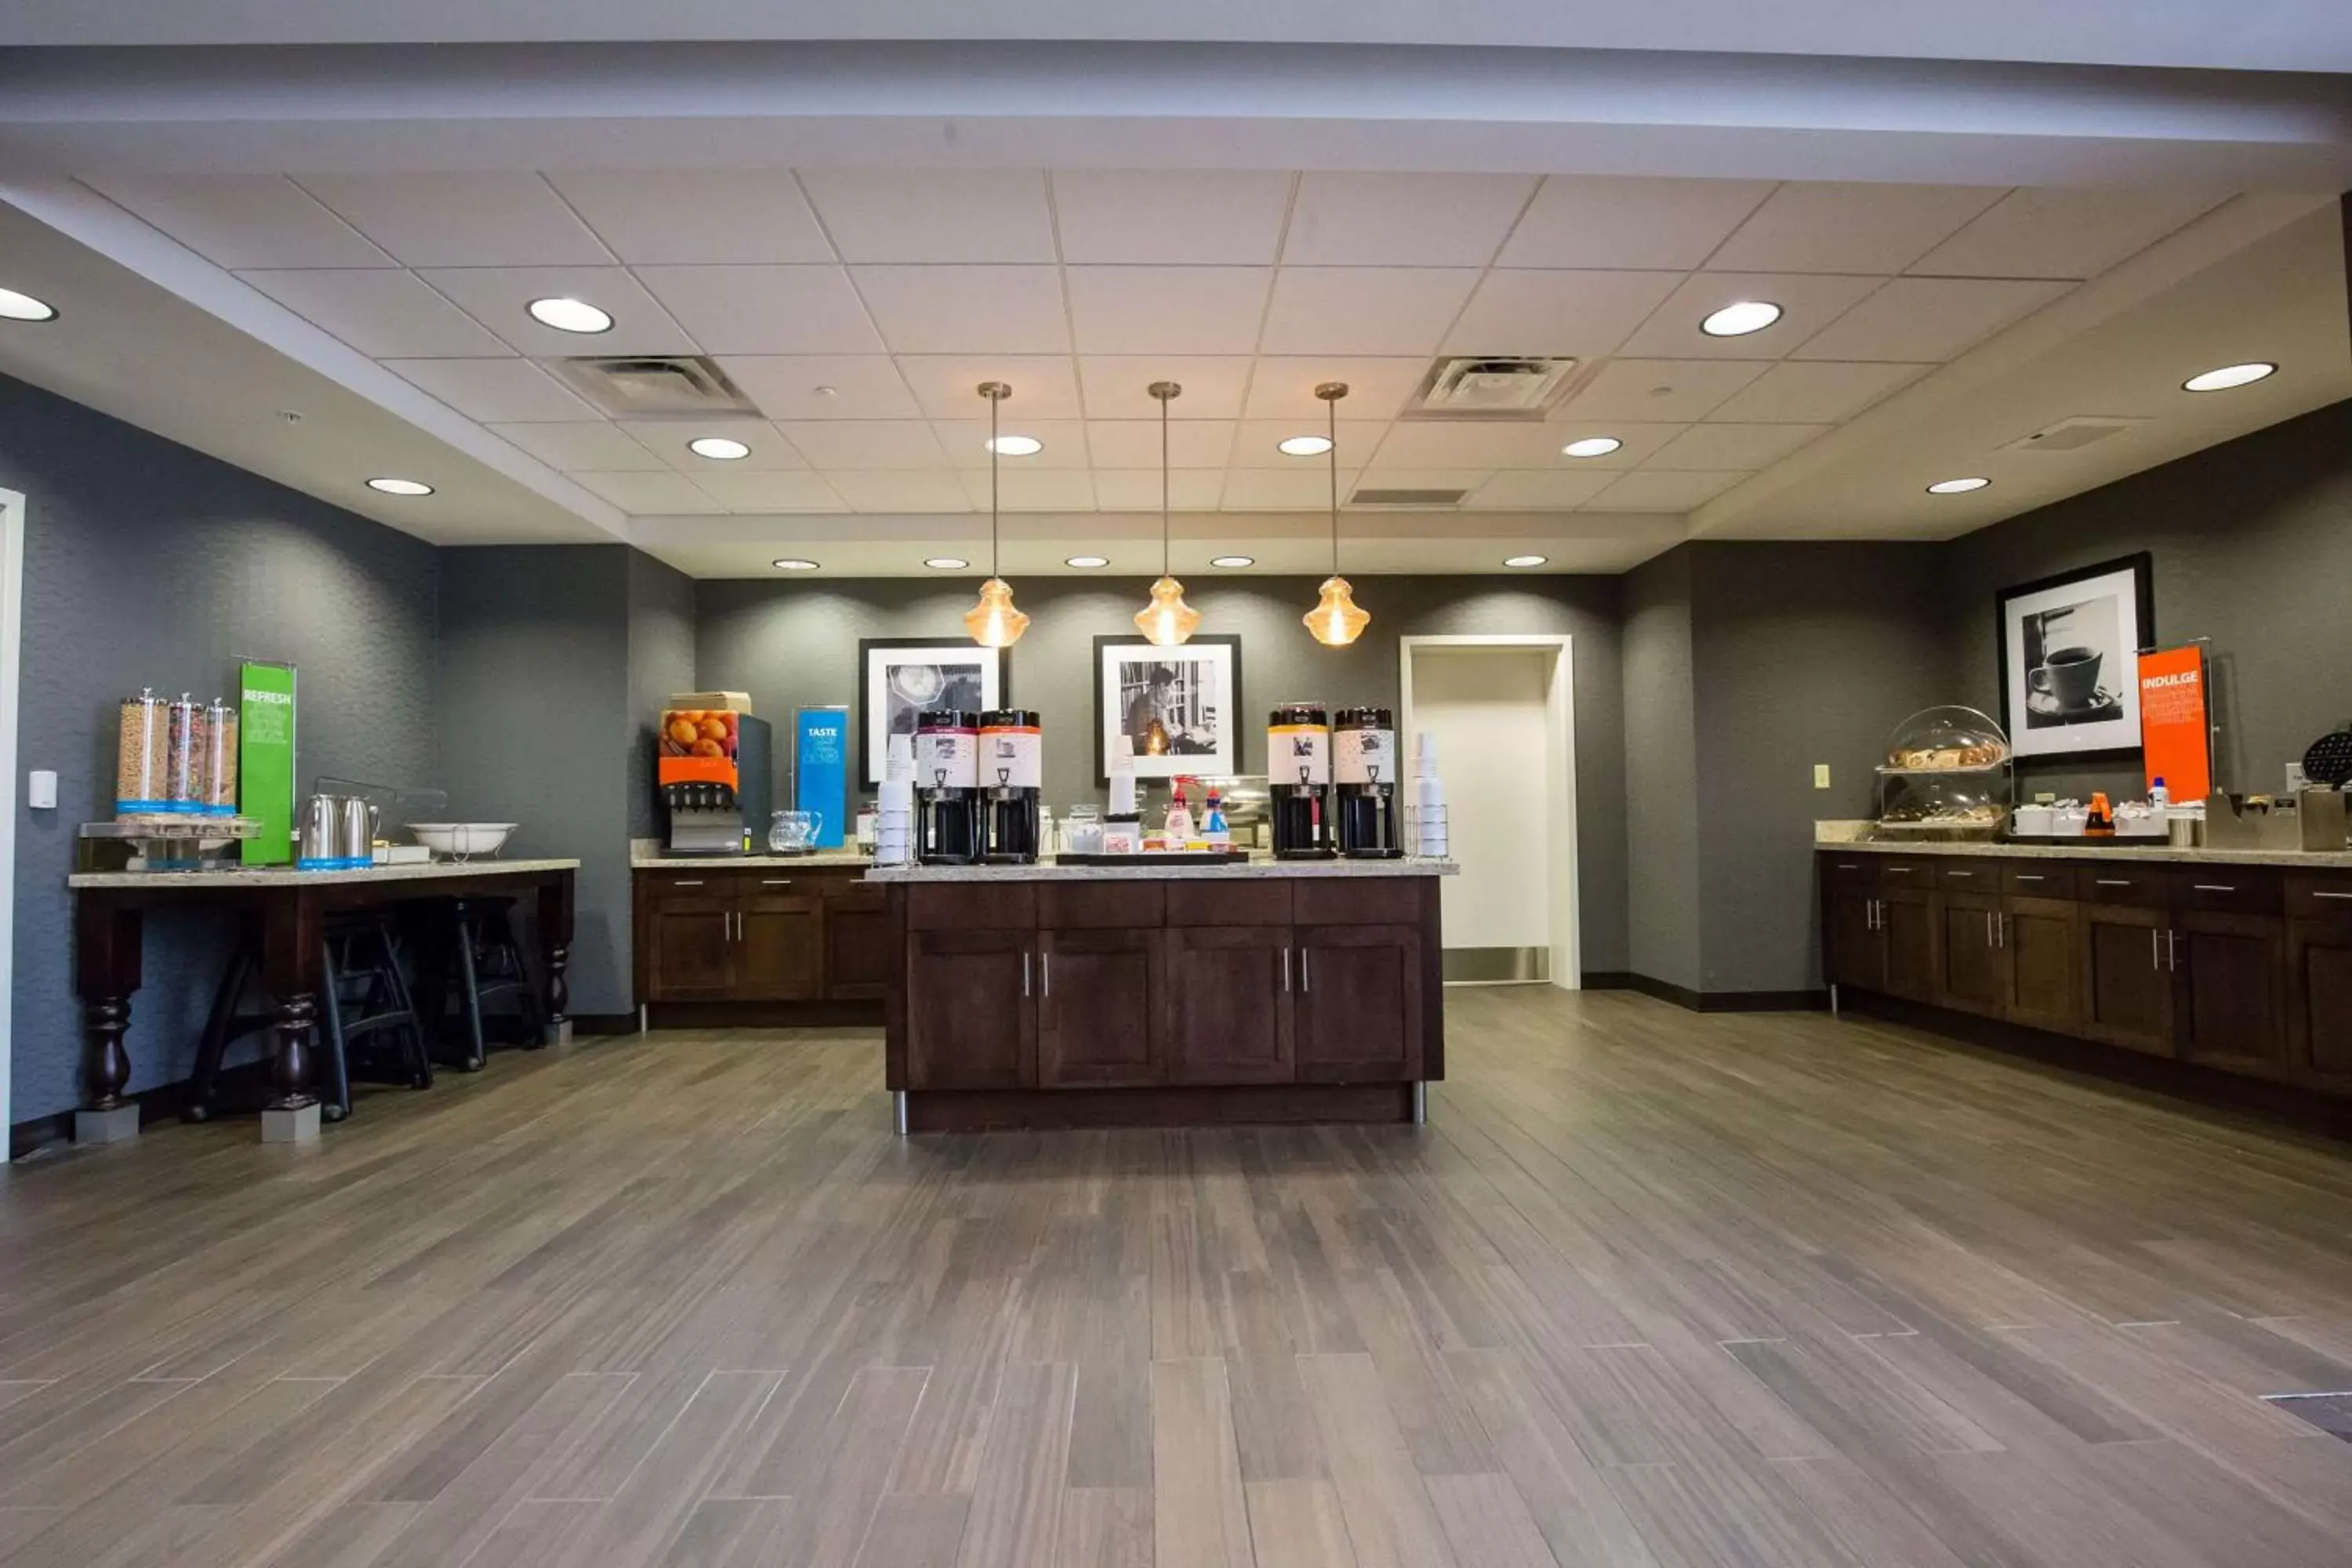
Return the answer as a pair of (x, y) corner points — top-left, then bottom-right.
(859, 639), (1005, 785)
(1094, 635), (1241, 782)
(1995, 554), (2154, 762)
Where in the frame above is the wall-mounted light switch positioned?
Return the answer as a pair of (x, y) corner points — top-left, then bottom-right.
(1813, 764), (1831, 789)
(27, 770), (56, 810)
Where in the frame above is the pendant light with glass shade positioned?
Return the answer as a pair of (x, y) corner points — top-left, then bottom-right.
(1133, 380), (1201, 647)
(1303, 381), (1369, 647)
(962, 381), (1030, 648)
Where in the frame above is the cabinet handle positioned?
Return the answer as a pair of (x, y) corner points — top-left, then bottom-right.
(673, 879), (705, 887)
(2096, 878), (2133, 887)
(2151, 929), (2161, 969)
(732, 910), (742, 942)
(1300, 949), (1312, 993)
(2166, 929), (2180, 971)
(1950, 871), (1973, 879)
(1282, 947), (1291, 992)
(1885, 866), (1913, 875)
(1986, 910), (1997, 947)
(2016, 874), (2046, 883)
(2191, 884), (2235, 893)
(1836, 862), (1860, 871)
(1040, 952), (1051, 996)
(1023, 950), (1032, 998)
(2313, 891), (2352, 901)
(761, 878), (793, 887)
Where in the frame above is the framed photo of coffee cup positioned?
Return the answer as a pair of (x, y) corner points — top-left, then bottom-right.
(1094, 635), (1242, 782)
(1996, 554), (2154, 762)
(859, 640), (1006, 785)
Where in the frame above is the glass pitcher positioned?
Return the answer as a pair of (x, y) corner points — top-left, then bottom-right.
(768, 809), (822, 855)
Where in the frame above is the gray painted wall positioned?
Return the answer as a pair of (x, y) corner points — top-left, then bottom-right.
(696, 573), (1630, 973)
(626, 550), (697, 841)
(3, 373), (441, 1123)
(1620, 551), (1700, 991)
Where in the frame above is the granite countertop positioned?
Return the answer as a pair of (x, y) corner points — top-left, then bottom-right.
(631, 845), (872, 870)
(1812, 836), (2352, 870)
(867, 857), (1457, 883)
(69, 857), (582, 890)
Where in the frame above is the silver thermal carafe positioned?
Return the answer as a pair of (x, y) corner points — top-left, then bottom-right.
(1269, 703), (1335, 860)
(1333, 706), (1403, 858)
(914, 710), (982, 865)
(978, 709), (1043, 865)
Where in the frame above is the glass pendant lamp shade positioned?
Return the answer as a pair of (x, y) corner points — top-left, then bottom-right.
(1301, 381), (1367, 646)
(965, 381), (1027, 648)
(1133, 380), (1198, 646)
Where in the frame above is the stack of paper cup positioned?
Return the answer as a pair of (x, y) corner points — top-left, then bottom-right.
(1410, 731), (1448, 859)
(875, 733), (916, 866)
(1107, 734), (1139, 818)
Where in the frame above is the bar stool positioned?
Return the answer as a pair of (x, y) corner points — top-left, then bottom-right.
(408, 896), (546, 1072)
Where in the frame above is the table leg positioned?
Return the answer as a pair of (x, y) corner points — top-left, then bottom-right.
(267, 993), (320, 1112)
(74, 895), (145, 1142)
(85, 996), (132, 1110)
(259, 887), (325, 1141)
(536, 871), (575, 1046)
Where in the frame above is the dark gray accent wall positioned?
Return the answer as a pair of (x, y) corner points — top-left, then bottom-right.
(4, 372), (441, 1123)
(626, 550), (696, 841)
(1620, 550), (1700, 992)
(696, 573), (1629, 973)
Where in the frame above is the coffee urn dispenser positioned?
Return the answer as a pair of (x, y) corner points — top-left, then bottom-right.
(978, 708), (1044, 864)
(1269, 703), (1335, 860)
(1334, 706), (1403, 858)
(914, 709), (982, 865)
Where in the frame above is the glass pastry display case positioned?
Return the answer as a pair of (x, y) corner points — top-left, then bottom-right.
(1875, 704), (2013, 838)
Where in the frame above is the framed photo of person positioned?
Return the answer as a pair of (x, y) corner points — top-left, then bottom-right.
(859, 639), (1006, 785)
(1995, 553), (2154, 762)
(1094, 635), (1242, 782)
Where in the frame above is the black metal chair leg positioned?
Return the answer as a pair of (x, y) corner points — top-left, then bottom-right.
(452, 909), (487, 1072)
(185, 935), (254, 1123)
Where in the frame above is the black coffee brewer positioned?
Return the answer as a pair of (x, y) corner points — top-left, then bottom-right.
(914, 709), (981, 865)
(1268, 703), (1334, 860)
(978, 709), (1043, 864)
(1333, 706), (1402, 858)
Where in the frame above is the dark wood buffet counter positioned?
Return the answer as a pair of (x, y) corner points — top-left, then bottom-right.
(632, 852), (890, 1024)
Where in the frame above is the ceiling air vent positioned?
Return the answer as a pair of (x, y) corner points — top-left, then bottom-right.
(1998, 416), (2151, 454)
(552, 356), (759, 419)
(1350, 486), (1469, 507)
(1400, 357), (1581, 421)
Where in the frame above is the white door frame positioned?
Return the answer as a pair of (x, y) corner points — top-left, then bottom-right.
(0, 488), (23, 1136)
(1398, 633), (1580, 991)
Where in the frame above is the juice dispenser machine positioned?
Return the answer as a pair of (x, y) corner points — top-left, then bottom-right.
(657, 703), (772, 855)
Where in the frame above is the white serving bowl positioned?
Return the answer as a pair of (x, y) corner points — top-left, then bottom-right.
(409, 822), (518, 860)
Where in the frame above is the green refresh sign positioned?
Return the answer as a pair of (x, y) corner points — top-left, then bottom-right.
(238, 661), (296, 865)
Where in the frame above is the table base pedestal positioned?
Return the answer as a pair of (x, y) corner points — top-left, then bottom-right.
(261, 1104), (321, 1144)
(74, 1105), (142, 1145)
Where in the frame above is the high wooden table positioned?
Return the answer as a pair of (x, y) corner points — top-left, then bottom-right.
(67, 858), (578, 1142)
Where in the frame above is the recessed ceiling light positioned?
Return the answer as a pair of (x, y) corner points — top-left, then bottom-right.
(986, 434), (1044, 456)
(527, 296), (612, 334)
(1503, 554), (1548, 568)
(2182, 361), (2277, 393)
(1700, 299), (1783, 337)
(924, 556), (969, 570)
(771, 557), (821, 571)
(688, 436), (751, 461)
(1561, 436), (1623, 459)
(1926, 476), (1991, 495)
(366, 477), (434, 496)
(1065, 555), (1109, 568)
(1210, 555), (1254, 568)
(1277, 434), (1333, 457)
(0, 287), (59, 322)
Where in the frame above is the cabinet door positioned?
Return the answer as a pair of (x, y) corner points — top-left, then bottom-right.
(1879, 888), (1939, 1004)
(647, 895), (736, 1000)
(735, 891), (825, 1001)
(904, 929), (1036, 1090)
(1827, 889), (1884, 991)
(2176, 912), (2287, 1073)
(1037, 928), (1163, 1087)
(1936, 892), (2007, 1017)
(2079, 904), (2173, 1055)
(2002, 896), (2080, 1034)
(1294, 924), (1423, 1083)
(2286, 919), (2352, 1078)
(1166, 927), (1295, 1085)
(825, 888), (893, 1000)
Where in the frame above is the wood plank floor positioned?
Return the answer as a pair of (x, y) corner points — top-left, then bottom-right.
(5, 989), (2352, 1567)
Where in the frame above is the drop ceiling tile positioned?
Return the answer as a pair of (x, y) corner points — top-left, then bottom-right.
(1443, 269), (1682, 358)
(1283, 173), (1537, 267)
(851, 265), (1068, 354)
(489, 420), (666, 471)
(1497, 176), (1776, 269)
(1463, 470), (1621, 510)
(1083, 419), (1236, 469)
(1645, 423), (1831, 470)
(1051, 170), (1292, 264)
(85, 174), (390, 269)
(1791, 276), (2072, 362)
(1092, 469), (1227, 510)
(296, 174), (613, 267)
(616, 418), (808, 471)
(382, 358), (598, 422)
(1559, 358), (1773, 422)
(1367, 422), (1585, 469)
(930, 419), (1091, 468)
(1537, 420), (1691, 467)
(236, 269), (512, 358)
(775, 420), (950, 470)
(543, 169), (835, 264)
(1079, 357), (1252, 419)
(1241, 357), (1433, 421)
(1708, 182), (2002, 274)
(800, 170), (1055, 263)
(635, 265), (883, 354)
(1230, 419), (1391, 467)
(1065, 267), (1272, 355)
(1219, 467), (1363, 510)
(1706, 360), (1933, 423)
(419, 266), (699, 356)
(1907, 187), (2226, 280)
(1258, 269), (1480, 357)
(826, 470), (973, 513)
(1588, 469), (1748, 511)
(896, 355), (1083, 420)
(958, 468), (1097, 511)
(688, 469), (845, 512)
(1616, 272), (1885, 360)
(718, 355), (922, 419)
(571, 470), (728, 513)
